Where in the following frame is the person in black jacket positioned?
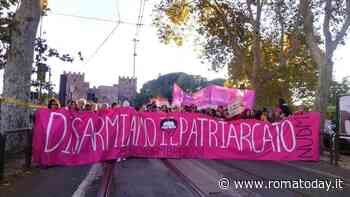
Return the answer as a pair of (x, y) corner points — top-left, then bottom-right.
(278, 98), (292, 117)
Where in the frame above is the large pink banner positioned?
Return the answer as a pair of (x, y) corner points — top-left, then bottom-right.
(33, 107), (320, 166)
(172, 84), (256, 109)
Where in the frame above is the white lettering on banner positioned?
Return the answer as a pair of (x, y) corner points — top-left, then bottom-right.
(208, 119), (218, 147)
(40, 111), (302, 155)
(170, 133), (178, 146)
(240, 123), (253, 151)
(160, 121), (167, 146)
(128, 116), (137, 146)
(198, 118), (207, 146)
(179, 117), (188, 145)
(77, 118), (93, 153)
(251, 123), (263, 153)
(120, 114), (128, 147)
(218, 121), (227, 148)
(132, 117), (141, 146)
(72, 118), (82, 154)
(142, 118), (150, 147)
(62, 134), (72, 154)
(94, 117), (105, 151)
(45, 112), (67, 153)
(272, 122), (281, 152)
(85, 118), (96, 152)
(226, 123), (241, 150)
(134, 117), (144, 146)
(106, 115), (119, 148)
(280, 120), (296, 152)
(62, 117), (81, 154)
(263, 124), (276, 152)
(145, 118), (157, 147)
(160, 117), (166, 146)
(186, 119), (199, 146)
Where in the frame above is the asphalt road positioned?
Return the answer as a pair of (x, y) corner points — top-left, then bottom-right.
(110, 159), (199, 197)
(0, 159), (200, 197)
(0, 165), (92, 197)
(1, 159), (350, 197)
(199, 160), (350, 197)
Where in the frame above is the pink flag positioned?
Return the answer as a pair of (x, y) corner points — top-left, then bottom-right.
(172, 83), (255, 109)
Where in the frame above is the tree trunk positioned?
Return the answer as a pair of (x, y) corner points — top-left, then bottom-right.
(0, 1), (41, 152)
(299, 0), (326, 154)
(299, 0), (350, 155)
(249, 0), (263, 87)
(316, 58), (333, 154)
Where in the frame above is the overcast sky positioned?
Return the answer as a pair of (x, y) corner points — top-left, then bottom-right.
(0, 0), (349, 93)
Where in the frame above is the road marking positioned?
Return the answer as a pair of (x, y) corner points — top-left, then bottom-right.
(72, 163), (103, 197)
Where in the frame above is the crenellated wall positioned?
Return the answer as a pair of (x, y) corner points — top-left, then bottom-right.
(59, 72), (137, 105)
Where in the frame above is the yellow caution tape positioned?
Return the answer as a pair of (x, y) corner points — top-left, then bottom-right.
(0, 97), (46, 109)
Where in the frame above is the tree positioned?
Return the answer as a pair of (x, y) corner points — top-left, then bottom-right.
(1, 1), (78, 99)
(153, 0), (318, 107)
(0, 0), (41, 151)
(329, 77), (350, 106)
(0, 0), (17, 68)
(299, 0), (350, 152)
(132, 72), (224, 107)
(31, 37), (75, 103)
(154, 0), (350, 151)
(0, 1), (78, 152)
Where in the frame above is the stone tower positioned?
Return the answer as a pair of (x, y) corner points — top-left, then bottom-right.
(59, 72), (89, 105)
(118, 76), (137, 101)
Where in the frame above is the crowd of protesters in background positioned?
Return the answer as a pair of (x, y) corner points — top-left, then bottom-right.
(47, 98), (126, 112)
(139, 98), (301, 123)
(45, 96), (306, 197)
(47, 97), (306, 123)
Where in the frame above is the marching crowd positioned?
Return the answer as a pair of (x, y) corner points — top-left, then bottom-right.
(48, 97), (305, 123)
(47, 98), (126, 111)
(140, 98), (304, 122)
(45, 96), (306, 197)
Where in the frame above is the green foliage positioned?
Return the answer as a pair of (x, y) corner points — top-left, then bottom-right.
(153, 0), (318, 108)
(328, 76), (350, 106)
(0, 0), (17, 67)
(1, 1), (83, 100)
(132, 72), (224, 107)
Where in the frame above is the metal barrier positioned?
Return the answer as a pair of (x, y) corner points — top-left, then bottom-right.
(0, 128), (33, 181)
(330, 133), (350, 165)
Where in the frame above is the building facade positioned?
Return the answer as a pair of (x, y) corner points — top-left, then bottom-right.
(118, 77), (137, 101)
(59, 72), (137, 105)
(59, 72), (89, 105)
(94, 85), (119, 104)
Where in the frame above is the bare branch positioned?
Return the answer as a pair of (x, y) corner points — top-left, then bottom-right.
(299, 0), (325, 66)
(332, 0), (350, 49)
(323, 0), (332, 50)
(246, 0), (255, 23)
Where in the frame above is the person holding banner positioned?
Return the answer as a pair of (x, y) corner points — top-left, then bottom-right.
(66, 100), (78, 111)
(278, 98), (292, 118)
(72, 100), (130, 197)
(77, 98), (87, 112)
(48, 98), (60, 110)
(72, 100), (103, 197)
